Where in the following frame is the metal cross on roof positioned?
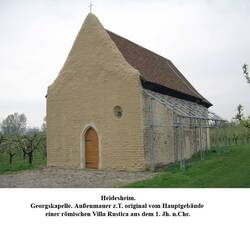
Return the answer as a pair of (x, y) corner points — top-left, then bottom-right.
(88, 1), (94, 13)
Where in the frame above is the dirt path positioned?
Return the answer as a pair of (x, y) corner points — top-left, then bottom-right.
(0, 167), (155, 188)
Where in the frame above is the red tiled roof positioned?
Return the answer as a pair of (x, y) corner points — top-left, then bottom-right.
(107, 30), (212, 107)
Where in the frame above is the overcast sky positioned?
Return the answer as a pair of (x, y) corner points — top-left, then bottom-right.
(0, 0), (249, 127)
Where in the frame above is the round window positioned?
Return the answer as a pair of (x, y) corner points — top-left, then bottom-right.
(113, 106), (123, 119)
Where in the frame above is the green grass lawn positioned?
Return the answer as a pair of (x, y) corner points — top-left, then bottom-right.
(1, 142), (249, 188)
(126, 144), (250, 188)
(0, 149), (46, 174)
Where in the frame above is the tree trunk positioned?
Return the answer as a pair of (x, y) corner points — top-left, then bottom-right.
(28, 153), (33, 164)
(23, 152), (26, 159)
(43, 149), (47, 160)
(9, 153), (15, 165)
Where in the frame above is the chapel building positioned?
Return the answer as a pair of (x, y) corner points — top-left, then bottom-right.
(46, 13), (212, 171)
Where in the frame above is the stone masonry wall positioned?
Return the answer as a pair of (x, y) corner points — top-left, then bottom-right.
(143, 90), (209, 168)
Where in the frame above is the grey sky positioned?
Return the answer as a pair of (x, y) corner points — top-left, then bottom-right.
(0, 0), (249, 127)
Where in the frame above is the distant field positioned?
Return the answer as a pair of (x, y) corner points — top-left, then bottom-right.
(126, 144), (250, 188)
(0, 148), (46, 174)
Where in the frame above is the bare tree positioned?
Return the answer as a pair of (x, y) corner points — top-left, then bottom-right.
(40, 117), (47, 159)
(0, 134), (4, 145)
(0, 113), (27, 134)
(0, 136), (18, 165)
(41, 116), (47, 132)
(234, 104), (244, 121)
(38, 133), (47, 160)
(26, 127), (40, 134)
(243, 63), (250, 84)
(16, 133), (42, 164)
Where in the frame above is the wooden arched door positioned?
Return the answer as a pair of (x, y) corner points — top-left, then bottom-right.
(85, 128), (99, 169)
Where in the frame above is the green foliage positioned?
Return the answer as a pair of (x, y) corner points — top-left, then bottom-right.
(126, 144), (250, 188)
(210, 123), (250, 147)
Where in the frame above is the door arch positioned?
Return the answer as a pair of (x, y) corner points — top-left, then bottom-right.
(84, 127), (99, 169)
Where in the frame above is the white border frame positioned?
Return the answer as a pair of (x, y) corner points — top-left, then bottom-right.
(80, 123), (101, 169)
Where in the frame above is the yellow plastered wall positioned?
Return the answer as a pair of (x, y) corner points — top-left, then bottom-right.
(47, 14), (145, 171)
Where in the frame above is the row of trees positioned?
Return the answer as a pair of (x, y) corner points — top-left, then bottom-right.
(234, 64), (250, 128)
(234, 104), (250, 128)
(0, 113), (46, 165)
(222, 64), (250, 145)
